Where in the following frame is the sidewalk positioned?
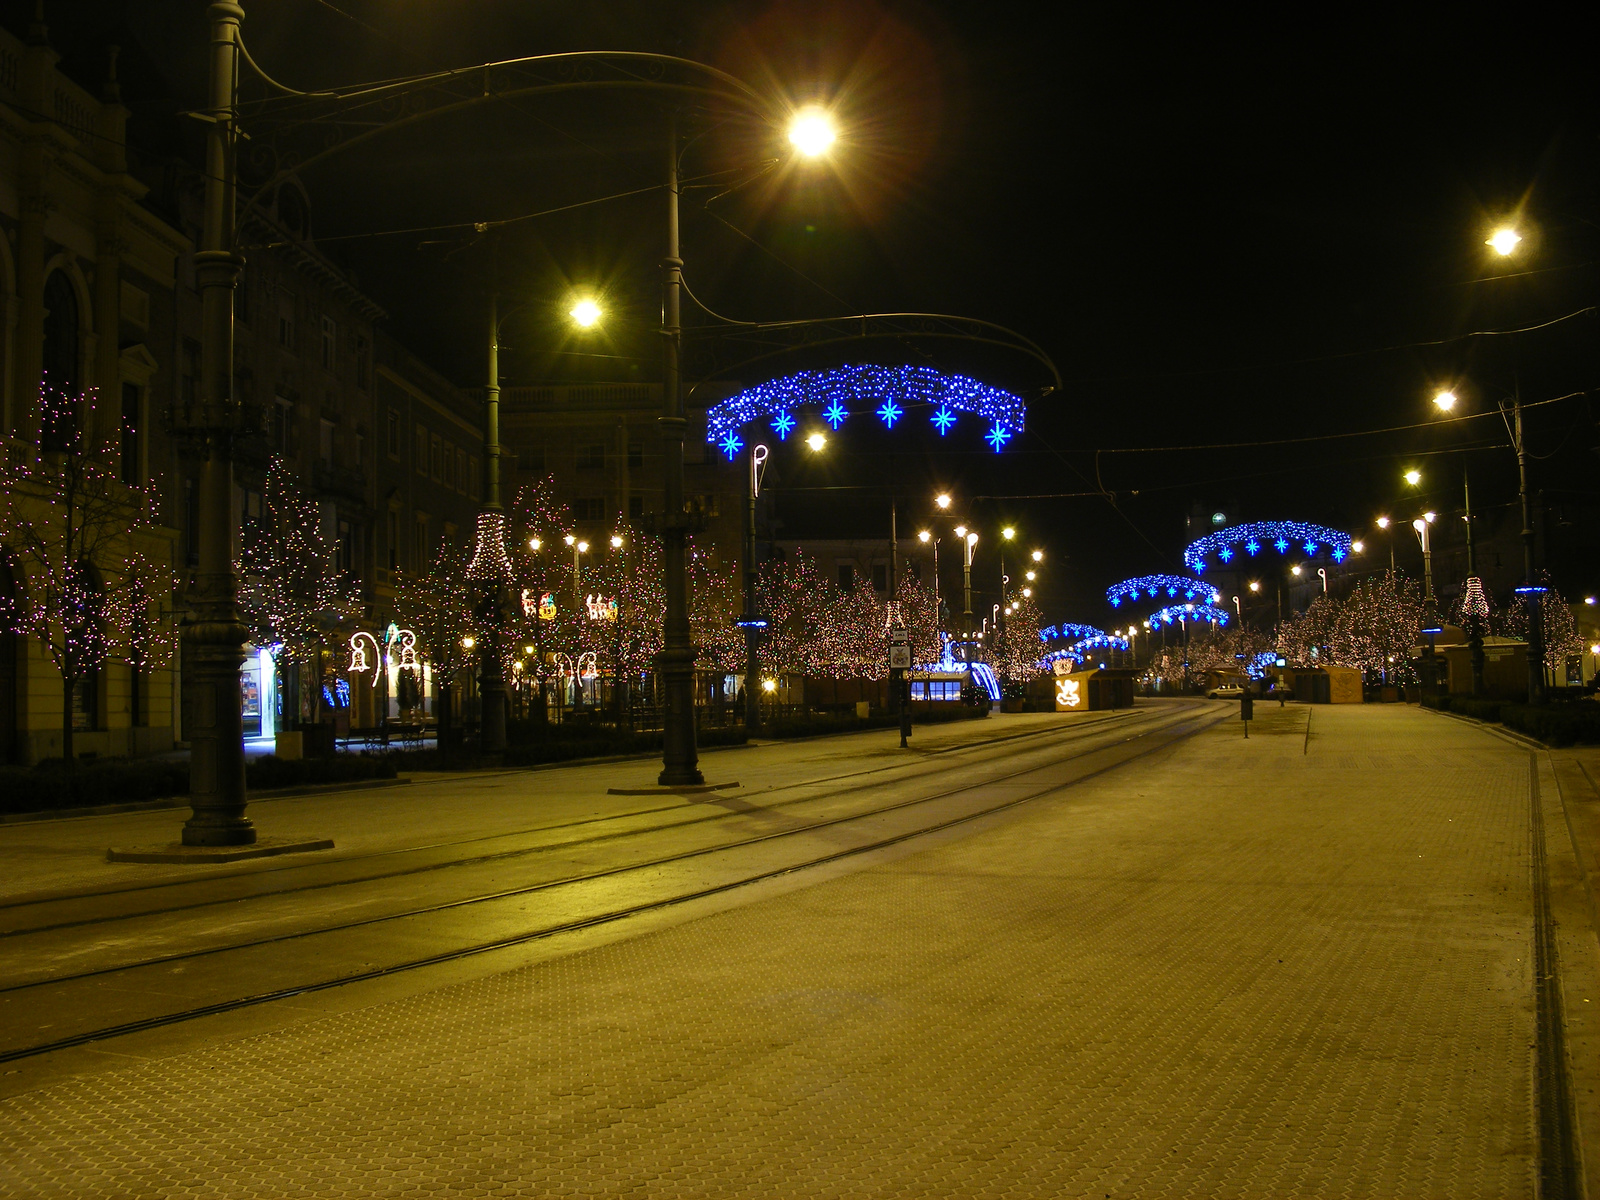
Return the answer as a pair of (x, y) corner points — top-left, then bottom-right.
(2, 702), (1595, 1198)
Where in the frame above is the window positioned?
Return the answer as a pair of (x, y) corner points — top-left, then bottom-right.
(911, 680), (962, 701)
(573, 497), (606, 522)
(443, 441), (456, 489)
(837, 564), (854, 590)
(872, 563), (888, 593)
(415, 425), (428, 475)
(273, 397), (294, 453)
(468, 456), (479, 500)
(278, 302), (295, 350)
(387, 510), (398, 571)
(241, 487), (264, 542)
(42, 270), (80, 397)
(355, 336), (370, 389)
(386, 409), (400, 458)
(319, 419), (335, 468)
(120, 383), (140, 485)
(628, 494), (644, 519)
(354, 430), (365, 468)
(456, 449), (468, 493)
(627, 442), (643, 470)
(577, 443), (605, 470)
(335, 517), (354, 577)
(521, 445), (545, 473)
(430, 435), (443, 481)
(320, 315), (337, 370)
(414, 515), (429, 568)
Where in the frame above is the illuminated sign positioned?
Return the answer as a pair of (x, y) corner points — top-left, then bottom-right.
(585, 594), (618, 622)
(1056, 678), (1081, 709)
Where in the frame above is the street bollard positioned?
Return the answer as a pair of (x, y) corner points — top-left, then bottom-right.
(1241, 690), (1254, 738)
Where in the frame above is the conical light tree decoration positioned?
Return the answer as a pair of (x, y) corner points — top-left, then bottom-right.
(0, 381), (172, 763)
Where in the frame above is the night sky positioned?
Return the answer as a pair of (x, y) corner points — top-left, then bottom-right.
(23, 1), (1600, 620)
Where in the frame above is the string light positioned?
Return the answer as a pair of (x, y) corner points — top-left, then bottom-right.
(1106, 574), (1220, 607)
(1039, 623), (1106, 644)
(1145, 603), (1231, 629)
(464, 511), (515, 583)
(707, 364), (1028, 452)
(1184, 520), (1353, 573)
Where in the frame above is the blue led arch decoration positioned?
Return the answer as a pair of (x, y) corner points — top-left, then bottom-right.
(1106, 574), (1221, 608)
(1039, 623), (1106, 644)
(707, 364), (1029, 459)
(1145, 603), (1231, 629)
(1183, 521), (1353, 574)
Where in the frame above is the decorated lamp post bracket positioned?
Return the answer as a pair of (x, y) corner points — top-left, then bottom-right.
(707, 364), (1029, 459)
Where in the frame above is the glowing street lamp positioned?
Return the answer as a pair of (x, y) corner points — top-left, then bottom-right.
(610, 534), (624, 549)
(1432, 390), (1458, 412)
(805, 431), (827, 452)
(569, 297), (602, 328)
(1030, 549), (1043, 563)
(528, 536), (542, 551)
(1486, 227), (1522, 256)
(787, 106), (837, 158)
(935, 493), (952, 511)
(1403, 469), (1422, 487)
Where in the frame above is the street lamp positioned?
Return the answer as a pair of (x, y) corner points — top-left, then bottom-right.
(1403, 468), (1422, 487)
(1432, 389), (1458, 412)
(918, 530), (940, 632)
(1486, 227), (1522, 256)
(569, 297), (602, 327)
(787, 106), (837, 157)
(935, 493), (952, 510)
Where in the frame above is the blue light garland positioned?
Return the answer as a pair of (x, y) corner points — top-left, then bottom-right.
(1183, 520), (1353, 574)
(708, 364), (1028, 459)
(1145, 603), (1231, 629)
(1105, 574), (1220, 608)
(1039, 622), (1106, 644)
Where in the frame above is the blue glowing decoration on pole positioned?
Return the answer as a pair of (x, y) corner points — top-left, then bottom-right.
(1183, 520), (1353, 574)
(771, 410), (796, 440)
(719, 430), (744, 460)
(707, 364), (1028, 449)
(1106, 575), (1220, 608)
(986, 423), (1011, 452)
(1043, 634), (1129, 664)
(1145, 603), (1231, 629)
(931, 405), (956, 435)
(877, 399), (903, 428)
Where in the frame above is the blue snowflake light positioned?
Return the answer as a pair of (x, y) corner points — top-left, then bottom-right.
(877, 399), (903, 427)
(986, 423), (1011, 452)
(706, 364), (1029, 449)
(1145, 603), (1231, 629)
(1040, 635), (1129, 668)
(931, 406), (956, 435)
(1183, 520), (1352, 574)
(719, 430), (744, 460)
(1105, 575), (1218, 608)
(1038, 623), (1106, 644)
(771, 410), (795, 440)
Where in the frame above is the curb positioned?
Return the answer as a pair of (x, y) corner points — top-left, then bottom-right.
(0, 777), (412, 828)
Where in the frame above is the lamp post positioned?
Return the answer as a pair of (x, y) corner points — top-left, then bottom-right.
(740, 442), (770, 732)
(1413, 514), (1442, 697)
(175, 1), (252, 845)
(464, 291), (511, 754)
(565, 535), (588, 607)
(917, 530), (940, 633)
(1433, 389), (1485, 696)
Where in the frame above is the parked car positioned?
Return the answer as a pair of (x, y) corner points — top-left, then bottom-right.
(1207, 684), (1245, 699)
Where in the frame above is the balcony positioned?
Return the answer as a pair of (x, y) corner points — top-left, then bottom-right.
(313, 459), (368, 505)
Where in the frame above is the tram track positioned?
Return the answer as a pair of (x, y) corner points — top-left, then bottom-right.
(0, 707), (1156, 938)
(0, 703), (1224, 1064)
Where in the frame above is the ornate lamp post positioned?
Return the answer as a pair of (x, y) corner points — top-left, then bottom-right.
(173, 1), (252, 845)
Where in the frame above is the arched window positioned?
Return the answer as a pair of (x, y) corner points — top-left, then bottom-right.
(41, 271), (80, 449)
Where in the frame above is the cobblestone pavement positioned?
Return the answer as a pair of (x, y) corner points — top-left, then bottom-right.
(0, 704), (1559, 1197)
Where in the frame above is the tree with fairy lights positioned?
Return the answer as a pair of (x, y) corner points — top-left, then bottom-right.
(1328, 575), (1425, 684)
(1504, 580), (1583, 683)
(997, 592), (1047, 681)
(237, 457), (363, 725)
(395, 536), (477, 737)
(0, 383), (173, 764)
(756, 550), (838, 677)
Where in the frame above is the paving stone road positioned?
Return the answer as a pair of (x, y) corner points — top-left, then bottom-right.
(1, 702), (1590, 1198)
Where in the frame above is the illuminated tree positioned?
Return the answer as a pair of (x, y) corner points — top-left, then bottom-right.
(1503, 582), (1584, 679)
(997, 592), (1047, 680)
(0, 384), (173, 764)
(237, 457), (362, 722)
(394, 536), (476, 730)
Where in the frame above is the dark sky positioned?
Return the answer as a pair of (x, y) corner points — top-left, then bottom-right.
(23, 0), (1600, 619)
